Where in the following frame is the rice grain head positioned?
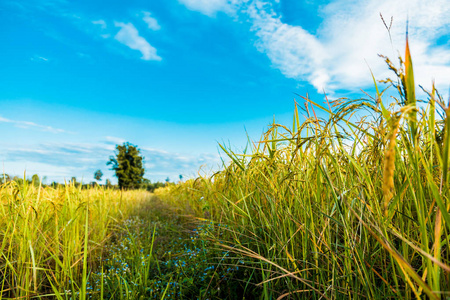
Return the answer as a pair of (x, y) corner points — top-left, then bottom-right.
(383, 114), (401, 215)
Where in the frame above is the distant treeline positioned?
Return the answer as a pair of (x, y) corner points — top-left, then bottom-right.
(0, 174), (171, 192)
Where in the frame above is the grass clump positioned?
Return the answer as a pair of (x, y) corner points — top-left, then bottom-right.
(156, 39), (450, 299)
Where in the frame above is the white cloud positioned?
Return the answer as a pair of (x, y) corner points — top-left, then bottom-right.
(114, 22), (162, 61)
(30, 55), (49, 62)
(246, 2), (329, 90)
(92, 19), (110, 38)
(142, 11), (160, 31)
(0, 116), (70, 134)
(140, 147), (222, 179)
(92, 19), (107, 29)
(180, 0), (450, 94)
(246, 0), (450, 93)
(178, 0), (241, 16)
(315, 0), (450, 92)
(104, 136), (126, 145)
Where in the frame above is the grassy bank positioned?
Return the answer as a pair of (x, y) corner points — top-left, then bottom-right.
(155, 41), (450, 298)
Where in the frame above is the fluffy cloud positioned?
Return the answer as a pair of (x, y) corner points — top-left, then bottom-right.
(142, 11), (160, 30)
(114, 22), (162, 61)
(246, 2), (330, 90)
(179, 0), (450, 93)
(316, 0), (450, 91)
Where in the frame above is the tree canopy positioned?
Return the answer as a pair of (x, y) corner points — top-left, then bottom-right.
(94, 169), (103, 181)
(31, 174), (40, 187)
(107, 142), (145, 189)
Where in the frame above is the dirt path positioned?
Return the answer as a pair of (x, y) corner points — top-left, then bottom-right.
(85, 195), (245, 299)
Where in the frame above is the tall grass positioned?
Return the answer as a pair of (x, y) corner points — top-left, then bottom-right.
(0, 180), (150, 298)
(0, 179), (249, 299)
(156, 38), (450, 298)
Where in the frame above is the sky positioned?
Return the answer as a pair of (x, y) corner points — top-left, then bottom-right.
(1, 0), (449, 184)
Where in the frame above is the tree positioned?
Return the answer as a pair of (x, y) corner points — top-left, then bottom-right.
(94, 169), (103, 182)
(51, 181), (59, 188)
(107, 142), (145, 189)
(106, 179), (112, 188)
(31, 174), (40, 187)
(0, 174), (10, 185)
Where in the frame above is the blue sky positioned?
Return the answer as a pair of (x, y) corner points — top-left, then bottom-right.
(1, 0), (449, 183)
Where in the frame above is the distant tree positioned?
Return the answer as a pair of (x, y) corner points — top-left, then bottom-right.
(31, 174), (40, 187)
(70, 176), (81, 187)
(140, 179), (166, 192)
(165, 177), (170, 183)
(12, 176), (22, 185)
(179, 174), (183, 182)
(106, 179), (113, 188)
(0, 174), (8, 185)
(107, 142), (145, 190)
(94, 169), (103, 182)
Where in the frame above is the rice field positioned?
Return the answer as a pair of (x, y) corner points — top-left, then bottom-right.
(0, 182), (146, 298)
(2, 39), (450, 299)
(155, 39), (450, 299)
(0, 180), (250, 299)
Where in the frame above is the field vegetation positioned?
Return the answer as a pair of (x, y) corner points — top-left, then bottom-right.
(0, 182), (145, 298)
(1, 38), (449, 299)
(155, 38), (450, 299)
(0, 180), (245, 299)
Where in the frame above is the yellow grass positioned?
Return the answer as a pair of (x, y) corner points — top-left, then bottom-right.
(0, 180), (150, 298)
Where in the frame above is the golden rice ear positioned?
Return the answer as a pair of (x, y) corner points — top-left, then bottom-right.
(404, 25), (417, 140)
(404, 34), (415, 103)
(383, 114), (401, 216)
